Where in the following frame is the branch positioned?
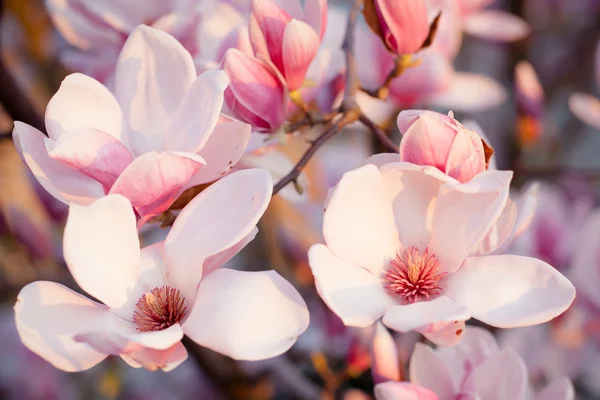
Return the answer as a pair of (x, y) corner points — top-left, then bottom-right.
(363, 55), (414, 100)
(0, 0), (46, 134)
(340, 0), (361, 108)
(358, 114), (398, 153)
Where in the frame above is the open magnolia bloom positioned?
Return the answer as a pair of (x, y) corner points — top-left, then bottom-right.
(14, 169), (309, 372)
(308, 162), (575, 345)
(13, 25), (251, 227)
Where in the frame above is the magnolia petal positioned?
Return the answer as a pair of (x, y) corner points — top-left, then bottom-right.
(435, 326), (499, 367)
(109, 151), (206, 226)
(400, 113), (457, 171)
(202, 227), (258, 277)
(374, 381), (439, 400)
(80, 0), (171, 32)
(568, 92), (600, 131)
(74, 323), (184, 353)
(303, 0), (328, 39)
(429, 170), (513, 273)
(569, 210), (600, 307)
(183, 269), (309, 360)
(47, 128), (134, 191)
(187, 117), (251, 187)
(445, 128), (486, 183)
(45, 73), (123, 141)
(308, 244), (394, 327)
(363, 153), (401, 168)
(164, 169), (272, 302)
(464, 349), (528, 400)
(464, 11), (530, 42)
(383, 296), (471, 333)
(250, 0), (290, 68)
(115, 25), (196, 155)
(166, 70), (230, 154)
(282, 19), (319, 90)
(430, 73), (507, 113)
(409, 342), (458, 399)
(12, 122), (104, 204)
(471, 199), (517, 257)
(323, 164), (400, 276)
(122, 342), (188, 372)
(63, 195), (140, 309)
(355, 91), (398, 126)
(444, 255), (575, 327)
(421, 320), (466, 347)
(14, 281), (111, 372)
(376, 0), (430, 54)
(535, 377), (575, 400)
(371, 322), (401, 383)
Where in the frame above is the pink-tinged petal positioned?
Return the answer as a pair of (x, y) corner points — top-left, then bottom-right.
(13, 122), (104, 204)
(430, 73), (507, 112)
(202, 227), (258, 276)
(79, 0), (172, 32)
(166, 70), (230, 153)
(46, 0), (122, 50)
(45, 73), (123, 141)
(374, 382), (439, 400)
(183, 269), (309, 360)
(186, 117), (251, 187)
(397, 109), (463, 136)
(470, 199), (517, 256)
(14, 281), (111, 372)
(569, 210), (600, 306)
(122, 342), (188, 372)
(46, 128), (134, 191)
(63, 195), (140, 309)
(568, 93), (600, 130)
(222, 48), (286, 131)
(430, 170), (513, 273)
(460, 120), (496, 170)
(383, 297), (471, 333)
(363, 153), (401, 168)
(512, 182), (540, 238)
(308, 244), (395, 327)
(444, 255), (575, 327)
(372, 322), (400, 383)
(281, 19), (319, 90)
(409, 342), (458, 398)
(435, 326), (499, 367)
(464, 349), (528, 400)
(376, 0), (430, 54)
(536, 377), (575, 400)
(445, 128), (486, 183)
(115, 25), (196, 155)
(323, 164), (400, 276)
(164, 169), (272, 302)
(109, 151), (206, 226)
(464, 11), (530, 42)
(399, 113), (457, 171)
(379, 162), (453, 249)
(250, 0), (291, 69)
(516, 61), (544, 113)
(421, 320), (466, 346)
(303, 0), (327, 40)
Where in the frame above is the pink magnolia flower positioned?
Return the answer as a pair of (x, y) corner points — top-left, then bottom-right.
(409, 326), (575, 400)
(457, 0), (531, 42)
(249, 0), (327, 91)
(222, 48), (287, 132)
(47, 0), (203, 81)
(308, 161), (575, 345)
(13, 25), (251, 227)
(364, 0), (430, 55)
(375, 381), (438, 400)
(569, 39), (600, 130)
(14, 169), (310, 372)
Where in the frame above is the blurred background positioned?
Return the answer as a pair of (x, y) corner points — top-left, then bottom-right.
(1, 0), (600, 399)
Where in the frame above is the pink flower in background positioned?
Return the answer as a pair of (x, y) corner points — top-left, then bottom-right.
(569, 39), (600, 130)
(364, 0), (430, 55)
(308, 162), (574, 345)
(46, 0), (203, 81)
(457, 0), (531, 42)
(222, 48), (287, 132)
(13, 25), (251, 226)
(375, 381), (438, 400)
(249, 0), (327, 91)
(409, 326), (574, 400)
(15, 169), (310, 372)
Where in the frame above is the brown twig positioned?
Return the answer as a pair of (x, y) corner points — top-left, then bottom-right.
(358, 114), (398, 153)
(363, 55), (415, 100)
(0, 0), (46, 134)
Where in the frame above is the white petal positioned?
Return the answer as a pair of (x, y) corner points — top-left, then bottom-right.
(383, 296), (471, 333)
(568, 92), (600, 131)
(464, 11), (530, 42)
(429, 73), (508, 113)
(409, 342), (458, 399)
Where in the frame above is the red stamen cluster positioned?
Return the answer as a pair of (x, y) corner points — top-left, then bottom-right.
(133, 286), (187, 332)
(384, 246), (446, 304)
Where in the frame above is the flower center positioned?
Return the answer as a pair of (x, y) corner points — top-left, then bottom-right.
(133, 286), (187, 332)
(384, 246), (446, 304)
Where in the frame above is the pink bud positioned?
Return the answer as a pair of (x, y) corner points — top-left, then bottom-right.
(249, 0), (325, 90)
(364, 0), (430, 55)
(398, 110), (486, 183)
(371, 322), (401, 384)
(222, 48), (287, 132)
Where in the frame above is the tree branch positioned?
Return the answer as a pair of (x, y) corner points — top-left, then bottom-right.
(358, 114), (398, 153)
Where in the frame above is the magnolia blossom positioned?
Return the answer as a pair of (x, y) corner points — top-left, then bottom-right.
(456, 0), (531, 42)
(569, 39), (600, 130)
(308, 159), (574, 345)
(249, 0), (327, 91)
(46, 0), (205, 81)
(406, 327), (574, 400)
(13, 25), (251, 226)
(363, 0), (430, 55)
(14, 169), (310, 372)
